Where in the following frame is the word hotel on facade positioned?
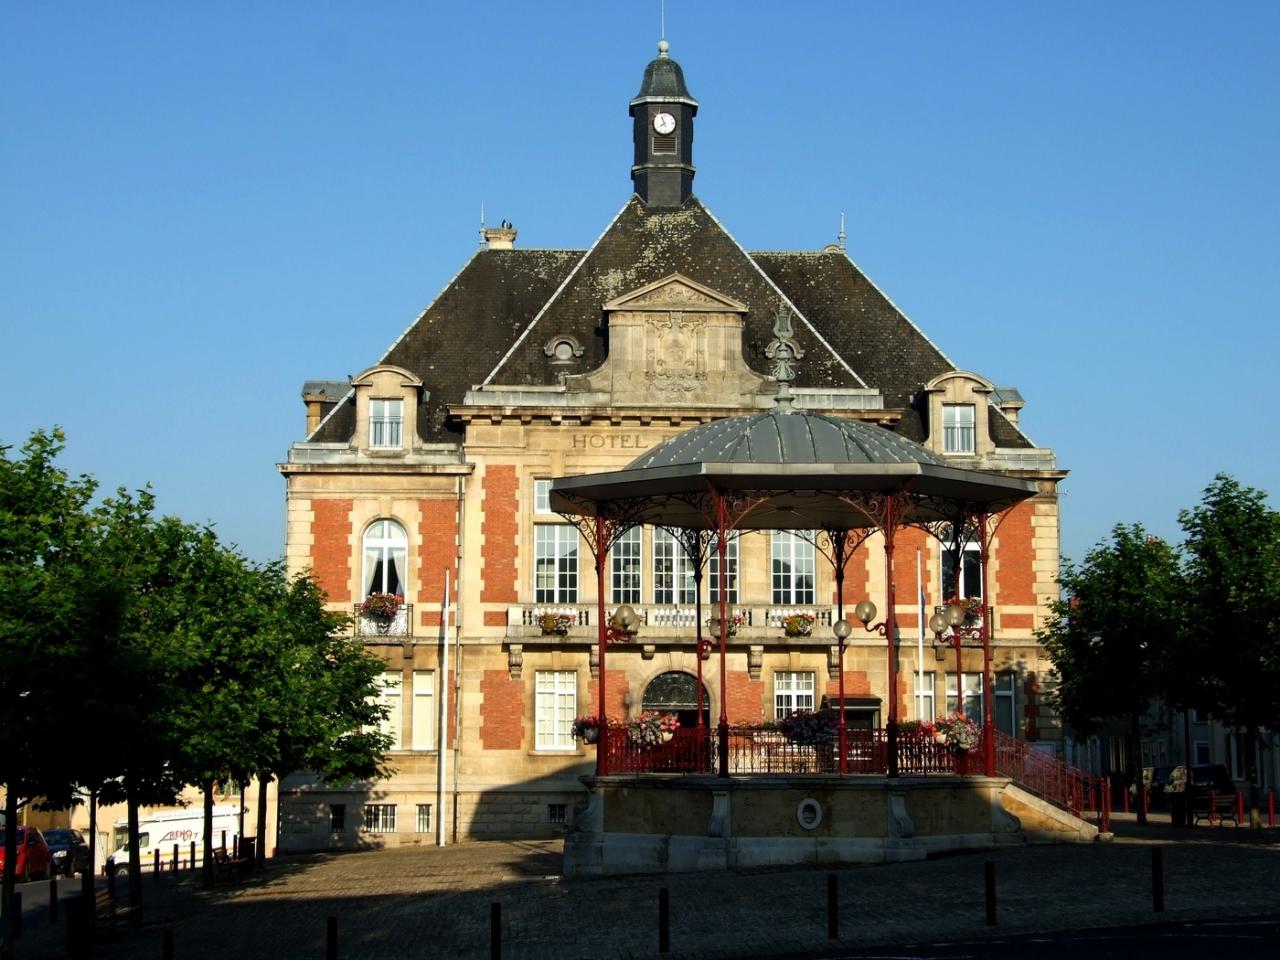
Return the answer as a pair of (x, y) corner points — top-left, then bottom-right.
(277, 39), (1066, 849)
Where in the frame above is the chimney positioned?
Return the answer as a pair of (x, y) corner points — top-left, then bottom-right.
(483, 222), (517, 250)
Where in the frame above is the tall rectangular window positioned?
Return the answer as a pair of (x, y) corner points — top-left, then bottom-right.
(942, 404), (975, 455)
(535, 525), (579, 602)
(412, 670), (435, 750)
(708, 533), (739, 604)
(771, 531), (815, 604)
(374, 671), (403, 750)
(329, 804), (345, 833)
(363, 804), (396, 833)
(773, 671), (815, 718)
(415, 804), (432, 833)
(370, 398), (404, 449)
(941, 527), (983, 601)
(914, 670), (936, 721)
(994, 671), (1016, 735)
(610, 527), (642, 603)
(653, 528), (695, 604)
(945, 672), (983, 721)
(533, 478), (552, 514)
(535, 671), (577, 750)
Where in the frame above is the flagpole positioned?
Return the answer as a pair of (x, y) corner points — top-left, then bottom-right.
(917, 549), (925, 720)
(436, 569), (450, 846)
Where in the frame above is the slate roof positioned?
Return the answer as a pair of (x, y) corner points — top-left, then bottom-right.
(309, 197), (1034, 451)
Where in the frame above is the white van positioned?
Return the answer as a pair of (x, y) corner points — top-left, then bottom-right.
(106, 805), (243, 875)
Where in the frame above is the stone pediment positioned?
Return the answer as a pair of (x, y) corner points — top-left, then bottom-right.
(567, 275), (769, 406)
(603, 274), (748, 314)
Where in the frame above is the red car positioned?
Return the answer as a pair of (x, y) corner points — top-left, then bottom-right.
(0, 826), (51, 882)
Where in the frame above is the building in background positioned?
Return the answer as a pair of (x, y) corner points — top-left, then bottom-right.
(277, 41), (1066, 848)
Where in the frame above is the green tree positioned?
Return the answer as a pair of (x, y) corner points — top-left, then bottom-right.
(1179, 474), (1280, 828)
(1038, 524), (1181, 824)
(0, 430), (101, 956)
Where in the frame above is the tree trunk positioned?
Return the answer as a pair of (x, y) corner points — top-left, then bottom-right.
(202, 782), (214, 889)
(1129, 713), (1147, 825)
(1245, 725), (1262, 829)
(255, 771), (270, 868)
(125, 770), (143, 926)
(1, 788), (19, 960)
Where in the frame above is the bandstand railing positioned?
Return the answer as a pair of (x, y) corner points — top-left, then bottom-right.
(991, 728), (1092, 818)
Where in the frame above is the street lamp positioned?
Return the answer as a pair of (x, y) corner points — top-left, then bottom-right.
(929, 599), (994, 776)
(853, 599), (898, 777)
(832, 618), (852, 774)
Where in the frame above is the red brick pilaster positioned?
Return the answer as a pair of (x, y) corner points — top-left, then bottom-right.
(417, 499), (459, 626)
(996, 501), (1036, 607)
(480, 466), (518, 605)
(479, 669), (523, 750)
(310, 499), (353, 602)
(725, 671), (765, 724)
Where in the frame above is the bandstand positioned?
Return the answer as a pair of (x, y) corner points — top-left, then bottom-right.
(551, 357), (1095, 875)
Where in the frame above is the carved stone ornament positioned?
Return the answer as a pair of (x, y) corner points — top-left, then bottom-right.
(507, 644), (523, 680)
(747, 645), (764, 681)
(543, 335), (585, 367)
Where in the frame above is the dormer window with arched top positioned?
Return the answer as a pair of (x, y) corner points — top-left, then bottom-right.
(923, 370), (993, 459)
(349, 365), (425, 456)
(942, 403), (975, 455)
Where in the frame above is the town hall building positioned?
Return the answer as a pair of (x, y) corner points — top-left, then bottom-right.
(277, 40), (1066, 849)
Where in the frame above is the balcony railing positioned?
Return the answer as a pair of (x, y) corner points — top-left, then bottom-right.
(352, 604), (413, 638)
(510, 604), (837, 637)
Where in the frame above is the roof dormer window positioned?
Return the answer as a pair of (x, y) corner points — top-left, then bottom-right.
(370, 399), (404, 449)
(942, 404), (975, 455)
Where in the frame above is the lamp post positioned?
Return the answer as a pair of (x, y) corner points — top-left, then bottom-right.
(832, 618), (852, 774)
(853, 599), (898, 777)
(929, 600), (994, 776)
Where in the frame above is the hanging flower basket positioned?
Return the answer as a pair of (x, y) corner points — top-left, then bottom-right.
(360, 593), (403, 633)
(708, 613), (745, 636)
(932, 714), (980, 752)
(571, 715), (599, 743)
(627, 712), (679, 748)
(782, 612), (815, 637)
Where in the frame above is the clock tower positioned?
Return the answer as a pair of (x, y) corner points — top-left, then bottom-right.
(630, 40), (698, 208)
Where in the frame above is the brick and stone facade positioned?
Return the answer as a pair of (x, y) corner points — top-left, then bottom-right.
(276, 41), (1066, 849)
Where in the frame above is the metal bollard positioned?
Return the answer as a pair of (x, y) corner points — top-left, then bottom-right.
(154, 848), (161, 882)
(984, 860), (996, 926)
(50, 876), (59, 923)
(190, 840), (196, 870)
(221, 830), (227, 856)
(1237, 791), (1245, 823)
(326, 915), (337, 960)
(163, 928), (175, 960)
(1209, 789), (1217, 825)
(173, 843), (180, 874)
(1151, 847), (1164, 912)
(490, 903), (501, 960)
(658, 887), (670, 953)
(1269, 790), (1276, 828)
(826, 873), (838, 939)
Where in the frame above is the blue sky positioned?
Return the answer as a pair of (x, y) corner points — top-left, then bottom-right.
(4, 2), (1277, 568)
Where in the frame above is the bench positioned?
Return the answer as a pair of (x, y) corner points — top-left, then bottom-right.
(212, 849), (253, 882)
(1190, 792), (1240, 827)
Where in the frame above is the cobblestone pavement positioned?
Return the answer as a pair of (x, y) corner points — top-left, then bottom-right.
(11, 815), (1280, 960)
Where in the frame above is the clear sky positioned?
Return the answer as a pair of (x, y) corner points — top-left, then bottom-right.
(4, 1), (1277, 569)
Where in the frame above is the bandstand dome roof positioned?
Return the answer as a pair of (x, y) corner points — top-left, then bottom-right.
(550, 408), (1037, 531)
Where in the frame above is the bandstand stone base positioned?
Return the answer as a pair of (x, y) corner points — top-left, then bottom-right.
(563, 774), (1030, 877)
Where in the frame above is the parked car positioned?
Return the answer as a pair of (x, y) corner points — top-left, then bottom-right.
(1187, 763), (1237, 797)
(43, 828), (90, 877)
(0, 826), (51, 882)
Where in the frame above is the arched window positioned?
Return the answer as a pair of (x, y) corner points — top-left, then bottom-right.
(363, 519), (407, 598)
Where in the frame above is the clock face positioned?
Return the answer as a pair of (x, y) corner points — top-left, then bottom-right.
(652, 112), (676, 135)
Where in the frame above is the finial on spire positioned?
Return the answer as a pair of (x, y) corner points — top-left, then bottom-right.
(765, 302), (806, 413)
(657, 38), (669, 58)
(838, 210), (846, 250)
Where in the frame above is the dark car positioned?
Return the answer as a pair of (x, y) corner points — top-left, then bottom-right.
(43, 828), (90, 877)
(0, 826), (51, 882)
(1188, 763), (1237, 797)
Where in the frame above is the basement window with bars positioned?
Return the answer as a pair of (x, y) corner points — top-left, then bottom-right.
(416, 804), (432, 833)
(548, 804), (567, 825)
(363, 803), (396, 834)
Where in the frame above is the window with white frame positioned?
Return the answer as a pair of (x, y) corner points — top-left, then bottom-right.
(535, 525), (579, 603)
(363, 803), (396, 833)
(942, 403), (975, 455)
(533, 478), (552, 514)
(653, 528), (696, 604)
(1193, 740), (1211, 765)
(941, 526), (982, 601)
(774, 671), (816, 718)
(913, 670), (936, 721)
(994, 671), (1016, 734)
(945, 672), (983, 721)
(363, 519), (407, 599)
(415, 804), (432, 833)
(610, 526), (642, 603)
(708, 532), (739, 604)
(369, 398), (404, 449)
(412, 671), (435, 751)
(374, 671), (403, 750)
(535, 670), (577, 750)
(771, 531), (815, 604)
